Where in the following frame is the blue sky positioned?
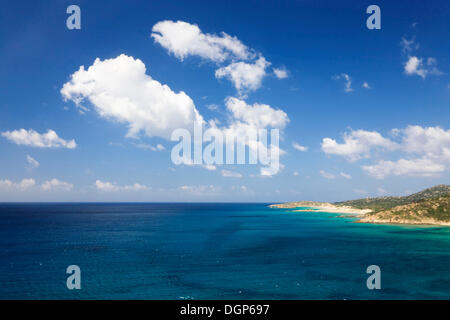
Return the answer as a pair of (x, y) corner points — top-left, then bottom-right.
(0, 0), (449, 202)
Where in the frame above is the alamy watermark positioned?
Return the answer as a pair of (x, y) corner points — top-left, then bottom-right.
(366, 265), (381, 290)
(66, 265), (81, 290)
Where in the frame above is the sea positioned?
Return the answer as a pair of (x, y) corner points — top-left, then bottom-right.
(1, 203), (450, 299)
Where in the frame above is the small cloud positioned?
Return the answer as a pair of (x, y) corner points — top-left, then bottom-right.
(207, 104), (219, 111)
(400, 37), (419, 54)
(221, 169), (242, 178)
(273, 67), (288, 79)
(179, 184), (220, 195)
(0, 178), (35, 191)
(362, 82), (371, 89)
(319, 170), (335, 179)
(293, 171), (299, 176)
(133, 142), (165, 151)
(292, 142), (308, 152)
(340, 172), (351, 179)
(41, 179), (73, 192)
(26, 155), (39, 169)
(2, 129), (76, 149)
(95, 180), (148, 192)
(333, 73), (353, 92)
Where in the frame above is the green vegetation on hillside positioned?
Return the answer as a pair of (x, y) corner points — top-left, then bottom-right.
(335, 184), (450, 213)
(360, 194), (450, 223)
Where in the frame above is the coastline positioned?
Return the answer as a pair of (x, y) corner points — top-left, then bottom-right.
(293, 206), (371, 215)
(357, 216), (450, 226)
(269, 202), (371, 215)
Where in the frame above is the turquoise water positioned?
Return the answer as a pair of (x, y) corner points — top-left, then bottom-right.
(1, 203), (450, 299)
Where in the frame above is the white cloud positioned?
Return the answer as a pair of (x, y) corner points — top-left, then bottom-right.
(221, 169), (242, 178)
(41, 179), (73, 191)
(404, 56), (427, 78)
(293, 171), (300, 176)
(133, 143), (165, 151)
(0, 178), (35, 191)
(225, 97), (289, 129)
(26, 155), (39, 169)
(362, 157), (445, 179)
(207, 104), (219, 111)
(401, 37), (442, 78)
(292, 142), (308, 152)
(333, 73), (353, 92)
(231, 185), (251, 193)
(362, 82), (371, 89)
(151, 20), (252, 63)
(363, 125), (450, 179)
(221, 97), (288, 176)
(400, 125), (450, 156)
(340, 172), (351, 179)
(321, 129), (397, 162)
(273, 67), (288, 79)
(319, 170), (335, 179)
(95, 180), (148, 192)
(215, 56), (270, 94)
(400, 37), (419, 54)
(325, 125), (450, 179)
(61, 54), (204, 140)
(2, 129), (76, 149)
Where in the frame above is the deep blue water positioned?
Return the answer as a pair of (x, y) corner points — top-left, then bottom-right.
(1, 203), (450, 299)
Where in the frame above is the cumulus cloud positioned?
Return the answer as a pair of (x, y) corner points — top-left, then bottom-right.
(152, 21), (286, 96)
(221, 169), (242, 178)
(221, 97), (288, 176)
(151, 20), (252, 62)
(0, 178), (35, 191)
(273, 67), (288, 79)
(362, 158), (445, 179)
(95, 180), (148, 192)
(292, 142), (308, 152)
(61, 54), (204, 140)
(215, 56), (270, 94)
(62, 53), (289, 175)
(319, 170), (335, 179)
(2, 129), (76, 149)
(26, 155), (39, 169)
(362, 82), (371, 89)
(333, 73), (353, 92)
(41, 179), (73, 191)
(324, 125), (450, 179)
(225, 97), (289, 129)
(321, 129), (397, 162)
(404, 56), (427, 78)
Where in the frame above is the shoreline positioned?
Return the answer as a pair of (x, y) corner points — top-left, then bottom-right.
(269, 197), (450, 227)
(269, 202), (371, 215)
(292, 206), (371, 215)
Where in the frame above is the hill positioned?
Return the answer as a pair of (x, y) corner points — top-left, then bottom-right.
(358, 194), (450, 225)
(334, 184), (450, 213)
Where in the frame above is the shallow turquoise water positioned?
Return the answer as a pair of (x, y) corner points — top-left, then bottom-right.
(0, 203), (449, 299)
